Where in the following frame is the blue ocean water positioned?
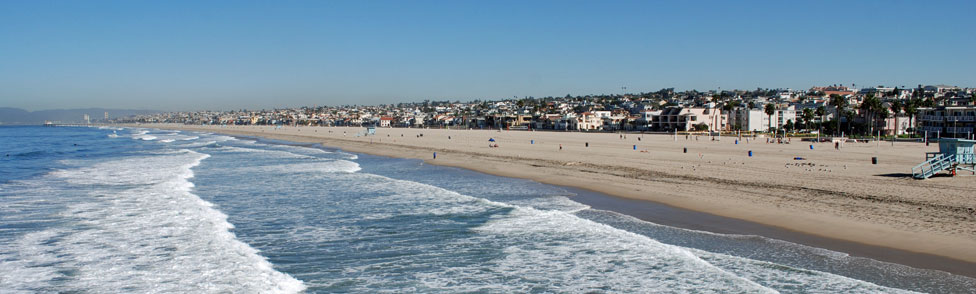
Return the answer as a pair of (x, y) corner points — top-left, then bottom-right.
(1, 126), (974, 293)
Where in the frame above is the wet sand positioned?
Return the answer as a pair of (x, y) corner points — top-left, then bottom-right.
(567, 187), (976, 278)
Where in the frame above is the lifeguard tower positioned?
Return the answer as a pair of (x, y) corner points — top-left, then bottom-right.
(912, 138), (976, 179)
(355, 127), (376, 137)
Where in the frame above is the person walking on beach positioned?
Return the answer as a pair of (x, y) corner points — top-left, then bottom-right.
(559, 144), (562, 151)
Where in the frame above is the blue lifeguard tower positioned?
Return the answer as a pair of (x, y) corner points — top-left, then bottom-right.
(912, 138), (976, 179)
(355, 126), (377, 137)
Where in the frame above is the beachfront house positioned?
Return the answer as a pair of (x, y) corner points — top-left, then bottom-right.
(774, 106), (798, 130)
(556, 114), (577, 130)
(637, 111), (662, 131)
(379, 116), (393, 127)
(729, 106), (795, 132)
(576, 112), (604, 130)
(884, 116), (912, 136)
(730, 108), (767, 132)
(917, 106), (976, 138)
(651, 107), (725, 132)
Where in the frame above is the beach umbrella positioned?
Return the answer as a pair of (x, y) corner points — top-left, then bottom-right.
(489, 138), (495, 142)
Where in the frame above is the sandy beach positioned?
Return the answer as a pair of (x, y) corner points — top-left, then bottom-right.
(134, 123), (976, 275)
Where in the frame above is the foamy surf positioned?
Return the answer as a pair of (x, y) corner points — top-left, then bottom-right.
(1, 150), (304, 293)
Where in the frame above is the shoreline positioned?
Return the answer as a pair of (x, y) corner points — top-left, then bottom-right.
(565, 186), (976, 278)
(124, 123), (976, 278)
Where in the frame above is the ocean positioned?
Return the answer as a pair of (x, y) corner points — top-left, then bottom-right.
(1, 125), (974, 293)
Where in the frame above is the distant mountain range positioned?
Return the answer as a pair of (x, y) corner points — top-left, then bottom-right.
(0, 107), (160, 125)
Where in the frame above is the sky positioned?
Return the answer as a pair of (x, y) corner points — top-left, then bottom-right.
(1, 0), (973, 111)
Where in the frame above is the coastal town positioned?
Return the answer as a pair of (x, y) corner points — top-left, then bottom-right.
(114, 84), (976, 139)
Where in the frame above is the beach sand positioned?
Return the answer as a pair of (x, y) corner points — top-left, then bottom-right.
(134, 123), (976, 276)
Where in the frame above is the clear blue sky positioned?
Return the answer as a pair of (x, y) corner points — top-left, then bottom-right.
(1, 0), (973, 111)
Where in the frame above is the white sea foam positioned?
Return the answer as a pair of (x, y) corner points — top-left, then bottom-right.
(2, 150), (305, 293)
(219, 145), (318, 159)
(181, 140), (219, 148)
(326, 171), (918, 293)
(132, 135), (157, 141)
(326, 173), (762, 291)
(201, 133), (237, 142)
(214, 144), (361, 174)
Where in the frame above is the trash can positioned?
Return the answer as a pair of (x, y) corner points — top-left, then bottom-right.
(872, 157), (877, 164)
(683, 147), (687, 153)
(748, 150), (753, 157)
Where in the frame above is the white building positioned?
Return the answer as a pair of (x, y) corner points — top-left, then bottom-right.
(774, 106), (798, 129)
(730, 109), (767, 132)
(651, 107), (725, 131)
(731, 105), (797, 132)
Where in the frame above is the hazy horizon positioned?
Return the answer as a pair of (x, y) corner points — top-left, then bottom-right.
(2, 0), (974, 112)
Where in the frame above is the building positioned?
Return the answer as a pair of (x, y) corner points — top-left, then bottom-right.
(917, 106), (976, 138)
(576, 112), (604, 130)
(379, 116), (393, 127)
(884, 116), (912, 136)
(729, 106), (796, 132)
(923, 85), (960, 98)
(730, 109), (767, 132)
(651, 107), (725, 131)
(774, 106), (798, 129)
(636, 110), (662, 131)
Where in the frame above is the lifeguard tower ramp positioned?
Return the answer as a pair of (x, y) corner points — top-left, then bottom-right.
(912, 138), (976, 179)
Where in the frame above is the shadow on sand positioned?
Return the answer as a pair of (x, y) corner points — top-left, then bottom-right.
(875, 173), (964, 179)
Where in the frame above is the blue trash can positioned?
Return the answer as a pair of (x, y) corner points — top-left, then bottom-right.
(748, 150), (753, 157)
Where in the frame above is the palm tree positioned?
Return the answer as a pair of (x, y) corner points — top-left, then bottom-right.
(890, 100), (903, 116)
(878, 107), (890, 136)
(802, 108), (815, 131)
(904, 98), (920, 136)
(815, 105), (826, 131)
(859, 95), (881, 135)
(889, 100), (903, 135)
(764, 103), (776, 133)
(828, 94), (848, 136)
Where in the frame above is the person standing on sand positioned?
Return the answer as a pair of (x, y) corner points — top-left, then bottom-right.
(559, 144), (562, 150)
